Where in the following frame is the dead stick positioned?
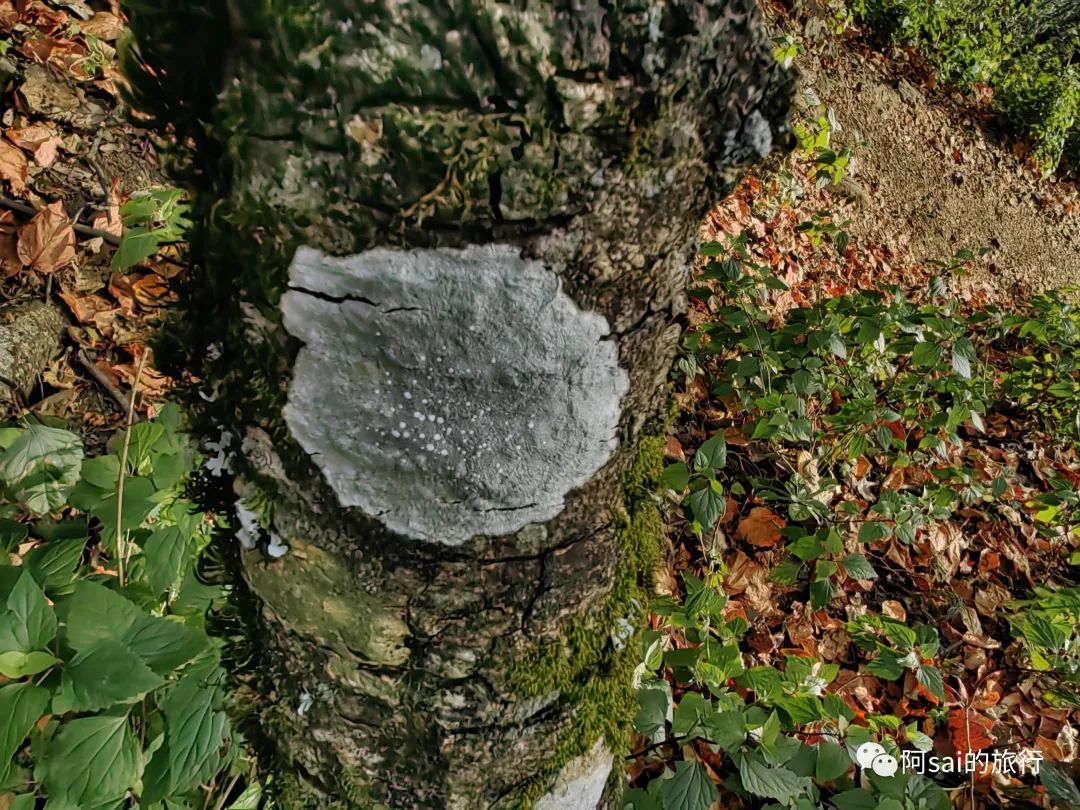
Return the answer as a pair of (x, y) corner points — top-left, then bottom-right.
(76, 350), (132, 413)
(115, 350), (148, 587)
(0, 194), (122, 247)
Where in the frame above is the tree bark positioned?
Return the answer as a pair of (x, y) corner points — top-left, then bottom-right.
(125, 2), (792, 807)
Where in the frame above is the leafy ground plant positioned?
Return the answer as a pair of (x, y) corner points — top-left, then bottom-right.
(112, 187), (192, 270)
(0, 408), (257, 809)
(627, 223), (1080, 808)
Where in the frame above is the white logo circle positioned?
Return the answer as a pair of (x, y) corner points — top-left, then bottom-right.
(855, 742), (885, 769)
(871, 753), (899, 777)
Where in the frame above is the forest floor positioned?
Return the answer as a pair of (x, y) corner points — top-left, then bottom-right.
(629, 11), (1080, 809)
(802, 40), (1080, 301)
(0, 0), (172, 444)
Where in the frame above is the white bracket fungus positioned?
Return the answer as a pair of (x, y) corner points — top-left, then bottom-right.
(280, 243), (628, 546)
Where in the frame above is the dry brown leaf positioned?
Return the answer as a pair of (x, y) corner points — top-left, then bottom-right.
(664, 435), (686, 462)
(17, 36), (61, 64)
(735, 506), (785, 547)
(80, 11), (125, 41)
(881, 599), (907, 621)
(20, 0), (68, 34)
(17, 201), (75, 273)
(108, 273), (137, 312)
(59, 290), (114, 324)
(948, 709), (995, 756)
(0, 210), (19, 277)
(0, 0), (19, 30)
(41, 356), (77, 390)
(974, 583), (1012, 617)
(0, 138), (28, 192)
(131, 273), (172, 307)
(7, 125), (61, 168)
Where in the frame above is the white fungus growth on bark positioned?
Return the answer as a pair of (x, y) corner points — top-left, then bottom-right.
(280, 243), (628, 546)
(533, 739), (613, 810)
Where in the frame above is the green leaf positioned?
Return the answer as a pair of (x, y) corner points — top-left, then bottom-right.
(624, 789), (661, 810)
(56, 639), (165, 713)
(828, 331), (848, 360)
(866, 648), (905, 680)
(0, 682), (49, 783)
(916, 664), (945, 702)
(703, 709), (745, 752)
(841, 554), (878, 580)
(1, 569), (56, 651)
(144, 525), (193, 596)
(123, 615), (208, 675)
(659, 462), (690, 492)
(1040, 762), (1080, 808)
(694, 433), (727, 472)
(738, 753), (812, 803)
(0, 650), (59, 678)
(810, 577), (836, 610)
(658, 761), (716, 810)
(61, 580), (145, 652)
(758, 710), (781, 753)
(774, 694), (823, 725)
(0, 426), (83, 515)
(155, 674), (232, 797)
(89, 475), (160, 553)
(112, 226), (163, 269)
(0, 518), (27, 551)
(672, 692), (712, 738)
(951, 336), (976, 379)
(22, 536), (86, 598)
(788, 535), (823, 561)
(79, 454), (119, 490)
(830, 788), (878, 809)
(634, 686), (671, 738)
(858, 521), (889, 543)
(688, 482), (726, 530)
(880, 621), (917, 650)
(911, 341), (941, 368)
(37, 714), (142, 806)
(815, 740), (851, 782)
(224, 781), (263, 810)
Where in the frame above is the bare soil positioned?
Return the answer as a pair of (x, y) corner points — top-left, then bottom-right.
(803, 43), (1080, 300)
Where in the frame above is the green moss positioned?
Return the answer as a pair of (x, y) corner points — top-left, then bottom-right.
(505, 435), (665, 808)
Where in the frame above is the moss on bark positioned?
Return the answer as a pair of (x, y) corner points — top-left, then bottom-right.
(506, 435), (665, 809)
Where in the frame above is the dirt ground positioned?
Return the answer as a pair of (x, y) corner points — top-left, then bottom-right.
(802, 42), (1080, 300)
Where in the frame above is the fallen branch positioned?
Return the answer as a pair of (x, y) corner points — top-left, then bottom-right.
(0, 194), (122, 247)
(75, 349), (132, 413)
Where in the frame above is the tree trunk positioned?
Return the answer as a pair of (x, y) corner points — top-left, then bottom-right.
(125, 2), (792, 807)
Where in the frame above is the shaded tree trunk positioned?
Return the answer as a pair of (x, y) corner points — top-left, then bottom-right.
(125, 2), (792, 807)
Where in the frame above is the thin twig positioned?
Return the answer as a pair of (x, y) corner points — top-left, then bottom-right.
(0, 194), (121, 246)
(115, 351), (148, 587)
(83, 154), (115, 227)
(209, 773), (242, 810)
(76, 350), (132, 412)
